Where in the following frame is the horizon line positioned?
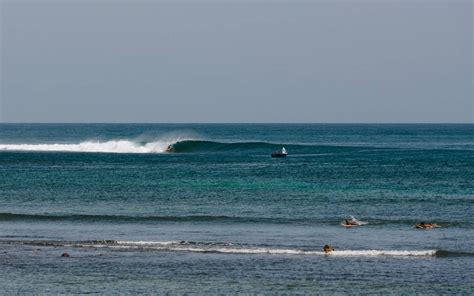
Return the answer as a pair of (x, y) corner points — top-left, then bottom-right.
(0, 122), (472, 125)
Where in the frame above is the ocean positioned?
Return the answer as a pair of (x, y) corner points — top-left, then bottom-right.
(0, 123), (473, 294)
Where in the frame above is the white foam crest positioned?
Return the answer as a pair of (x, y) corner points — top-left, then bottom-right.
(107, 241), (437, 257)
(328, 250), (436, 257)
(169, 248), (435, 257)
(218, 248), (321, 255)
(116, 240), (180, 246)
(0, 137), (191, 154)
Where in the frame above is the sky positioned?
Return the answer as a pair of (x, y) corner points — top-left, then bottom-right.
(0, 0), (472, 123)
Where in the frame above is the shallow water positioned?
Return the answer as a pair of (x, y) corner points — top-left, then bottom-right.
(0, 124), (473, 293)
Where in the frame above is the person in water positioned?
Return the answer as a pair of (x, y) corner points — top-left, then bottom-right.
(166, 144), (173, 152)
(323, 244), (335, 253)
(343, 216), (365, 227)
(415, 222), (440, 229)
(345, 219), (358, 226)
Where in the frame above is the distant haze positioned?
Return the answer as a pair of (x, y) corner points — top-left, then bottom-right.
(1, 0), (472, 123)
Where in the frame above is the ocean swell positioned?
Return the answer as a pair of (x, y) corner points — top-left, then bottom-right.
(0, 138), (358, 154)
(0, 213), (469, 228)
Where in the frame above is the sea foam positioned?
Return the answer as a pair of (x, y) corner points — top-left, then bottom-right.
(0, 137), (191, 154)
(105, 241), (437, 257)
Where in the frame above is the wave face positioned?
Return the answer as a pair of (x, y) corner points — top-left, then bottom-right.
(0, 139), (310, 154)
(168, 140), (280, 153)
(3, 239), (443, 257)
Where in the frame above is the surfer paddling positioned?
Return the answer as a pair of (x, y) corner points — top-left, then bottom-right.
(323, 244), (335, 254)
(414, 222), (440, 229)
(344, 219), (358, 227)
(341, 216), (367, 227)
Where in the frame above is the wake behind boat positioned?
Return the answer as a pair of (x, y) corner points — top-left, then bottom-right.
(271, 147), (288, 158)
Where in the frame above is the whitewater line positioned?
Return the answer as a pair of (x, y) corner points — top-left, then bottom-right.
(95, 241), (438, 257)
(0, 139), (187, 154)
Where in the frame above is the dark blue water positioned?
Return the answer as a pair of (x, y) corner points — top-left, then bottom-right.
(0, 124), (473, 294)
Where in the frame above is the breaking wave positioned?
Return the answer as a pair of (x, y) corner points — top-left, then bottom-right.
(0, 139), (291, 154)
(1, 138), (468, 157)
(0, 138), (360, 154)
(1, 239), (453, 257)
(111, 241), (438, 257)
(0, 138), (193, 154)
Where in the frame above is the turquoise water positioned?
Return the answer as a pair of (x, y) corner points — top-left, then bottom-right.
(0, 124), (473, 294)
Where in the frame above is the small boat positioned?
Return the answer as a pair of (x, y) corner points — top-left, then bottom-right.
(271, 147), (288, 158)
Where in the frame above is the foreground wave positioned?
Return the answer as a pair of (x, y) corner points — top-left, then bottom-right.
(1, 239), (454, 257)
(112, 241), (438, 257)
